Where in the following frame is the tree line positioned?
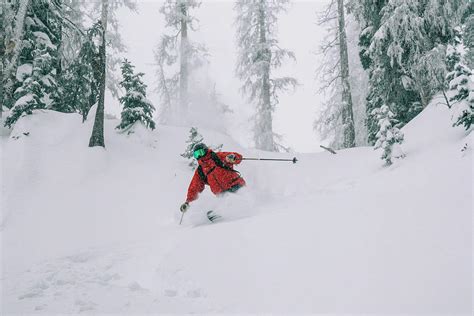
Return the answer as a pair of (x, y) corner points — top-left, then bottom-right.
(1, 0), (472, 160)
(316, 0), (472, 163)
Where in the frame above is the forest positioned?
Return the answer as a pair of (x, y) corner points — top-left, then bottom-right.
(1, 0), (472, 162)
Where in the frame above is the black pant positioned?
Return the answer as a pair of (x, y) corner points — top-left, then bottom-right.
(225, 184), (243, 193)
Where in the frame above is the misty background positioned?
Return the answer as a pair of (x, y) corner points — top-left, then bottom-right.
(110, 0), (329, 152)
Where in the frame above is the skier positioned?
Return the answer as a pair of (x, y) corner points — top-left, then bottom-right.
(180, 143), (246, 220)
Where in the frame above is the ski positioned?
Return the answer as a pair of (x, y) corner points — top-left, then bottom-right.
(207, 210), (222, 223)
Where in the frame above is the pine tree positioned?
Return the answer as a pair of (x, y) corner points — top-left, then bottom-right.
(372, 105), (405, 165)
(88, 0), (137, 99)
(55, 23), (101, 121)
(3, 0), (61, 126)
(4, 44), (50, 127)
(2, 0), (31, 112)
(181, 127), (223, 169)
(155, 0), (206, 122)
(89, 0), (108, 148)
(351, 0), (465, 144)
(59, 0), (87, 69)
(336, 0), (356, 148)
(1, 0), (17, 118)
(315, 0), (368, 149)
(447, 59), (474, 130)
(235, 0), (297, 152)
(160, 0), (200, 113)
(181, 127), (204, 169)
(154, 35), (180, 123)
(462, 3), (474, 69)
(116, 59), (156, 131)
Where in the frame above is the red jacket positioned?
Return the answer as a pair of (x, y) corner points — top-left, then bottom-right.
(186, 151), (246, 203)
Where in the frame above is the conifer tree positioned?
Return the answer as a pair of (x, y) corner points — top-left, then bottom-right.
(116, 59), (156, 131)
(5, 44), (50, 127)
(372, 105), (404, 165)
(336, 0), (356, 148)
(155, 0), (206, 122)
(1, 0), (17, 118)
(181, 127), (204, 169)
(315, 0), (368, 149)
(235, 0), (297, 151)
(462, 3), (474, 69)
(447, 57), (474, 130)
(89, 0), (137, 98)
(351, 0), (465, 144)
(2, 0), (31, 112)
(154, 35), (180, 122)
(55, 23), (101, 121)
(3, 0), (61, 126)
(89, 0), (109, 148)
(88, 0), (136, 147)
(181, 127), (223, 169)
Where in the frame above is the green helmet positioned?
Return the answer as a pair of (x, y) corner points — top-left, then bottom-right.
(193, 143), (208, 159)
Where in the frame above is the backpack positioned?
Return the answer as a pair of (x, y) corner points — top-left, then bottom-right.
(197, 151), (240, 184)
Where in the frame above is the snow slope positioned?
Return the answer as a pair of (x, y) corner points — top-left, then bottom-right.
(1, 97), (472, 314)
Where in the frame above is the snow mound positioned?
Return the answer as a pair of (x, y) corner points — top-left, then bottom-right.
(1, 99), (472, 314)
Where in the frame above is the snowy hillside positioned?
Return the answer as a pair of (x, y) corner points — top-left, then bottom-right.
(1, 97), (472, 314)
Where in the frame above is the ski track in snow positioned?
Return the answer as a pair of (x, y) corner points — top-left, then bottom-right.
(1, 99), (472, 314)
(4, 238), (215, 313)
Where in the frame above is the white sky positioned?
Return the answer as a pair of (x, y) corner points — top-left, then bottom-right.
(113, 0), (330, 153)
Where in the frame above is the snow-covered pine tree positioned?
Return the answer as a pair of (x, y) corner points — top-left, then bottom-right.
(58, 0), (87, 69)
(4, 44), (51, 128)
(155, 0), (206, 122)
(372, 104), (404, 165)
(336, 0), (355, 148)
(55, 23), (101, 121)
(116, 59), (156, 131)
(86, 0), (138, 146)
(154, 35), (180, 123)
(446, 52), (474, 130)
(3, 0), (61, 126)
(89, 0), (108, 148)
(315, 0), (368, 149)
(2, 0), (31, 112)
(235, 0), (297, 152)
(88, 0), (137, 99)
(351, 0), (465, 144)
(181, 127), (223, 169)
(1, 0), (16, 118)
(181, 127), (204, 169)
(462, 3), (474, 69)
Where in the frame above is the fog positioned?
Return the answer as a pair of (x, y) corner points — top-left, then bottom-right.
(112, 0), (331, 152)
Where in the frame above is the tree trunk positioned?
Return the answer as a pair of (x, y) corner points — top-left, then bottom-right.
(179, 2), (188, 116)
(337, 0), (356, 148)
(256, 0), (274, 151)
(89, 0), (108, 148)
(57, 8), (63, 77)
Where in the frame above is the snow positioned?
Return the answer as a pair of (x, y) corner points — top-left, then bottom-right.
(13, 93), (34, 107)
(1, 95), (472, 314)
(15, 63), (33, 82)
(32, 31), (56, 50)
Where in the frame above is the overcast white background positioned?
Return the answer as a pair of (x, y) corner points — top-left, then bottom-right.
(111, 0), (331, 152)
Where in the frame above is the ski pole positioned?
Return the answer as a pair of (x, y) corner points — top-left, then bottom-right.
(179, 212), (185, 225)
(242, 157), (298, 164)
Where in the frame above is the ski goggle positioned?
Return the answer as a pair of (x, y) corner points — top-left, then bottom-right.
(193, 148), (207, 159)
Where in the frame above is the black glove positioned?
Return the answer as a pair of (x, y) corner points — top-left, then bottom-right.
(226, 154), (236, 163)
(180, 202), (189, 213)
